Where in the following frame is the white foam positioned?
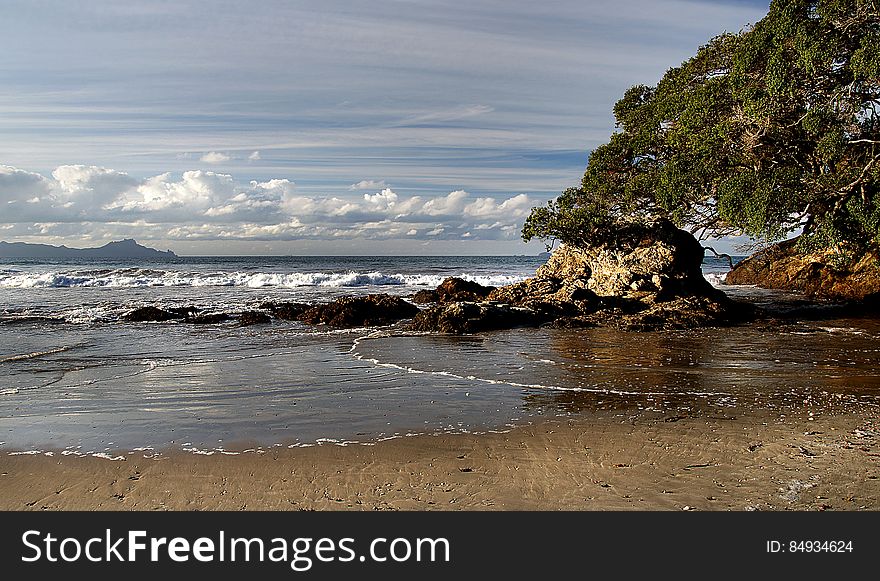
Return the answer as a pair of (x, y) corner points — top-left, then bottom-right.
(703, 272), (728, 286)
(91, 452), (126, 461)
(817, 326), (866, 335)
(0, 345), (72, 364)
(0, 269), (524, 290)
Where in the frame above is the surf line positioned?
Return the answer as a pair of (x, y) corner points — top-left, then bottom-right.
(348, 331), (729, 398)
(0, 345), (74, 364)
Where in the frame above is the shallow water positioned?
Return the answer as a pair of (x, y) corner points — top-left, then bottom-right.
(1, 255), (878, 454)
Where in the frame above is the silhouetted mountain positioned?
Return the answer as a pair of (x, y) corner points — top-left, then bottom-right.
(0, 239), (177, 259)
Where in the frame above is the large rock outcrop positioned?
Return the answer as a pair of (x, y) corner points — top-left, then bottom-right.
(411, 219), (749, 333)
(534, 219), (715, 299)
(725, 238), (880, 301)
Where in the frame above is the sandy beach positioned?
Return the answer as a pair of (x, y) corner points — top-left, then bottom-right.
(3, 405), (878, 511)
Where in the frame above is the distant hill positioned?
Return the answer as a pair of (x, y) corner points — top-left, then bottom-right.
(0, 239), (177, 259)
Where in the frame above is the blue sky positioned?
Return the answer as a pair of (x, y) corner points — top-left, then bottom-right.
(0, 0), (769, 255)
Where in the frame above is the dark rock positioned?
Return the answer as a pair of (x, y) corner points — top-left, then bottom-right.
(409, 301), (547, 334)
(239, 311), (271, 326)
(861, 292), (880, 311)
(568, 294), (755, 331)
(411, 289), (440, 304)
(298, 294), (419, 327)
(123, 306), (182, 322)
(725, 237), (880, 301)
(412, 277), (495, 304)
(547, 316), (599, 329)
(188, 313), (231, 324)
(435, 277), (495, 302)
(261, 301), (311, 320)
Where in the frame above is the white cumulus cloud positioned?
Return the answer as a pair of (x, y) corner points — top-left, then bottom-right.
(0, 164), (534, 243)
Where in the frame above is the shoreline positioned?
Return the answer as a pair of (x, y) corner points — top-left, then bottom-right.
(3, 406), (878, 511)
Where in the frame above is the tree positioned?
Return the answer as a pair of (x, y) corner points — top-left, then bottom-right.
(523, 0), (880, 254)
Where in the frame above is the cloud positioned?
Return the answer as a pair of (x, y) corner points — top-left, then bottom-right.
(1, 165), (53, 203)
(363, 188), (398, 208)
(349, 180), (387, 190)
(421, 190), (469, 216)
(0, 1), (766, 193)
(199, 151), (231, 164)
(109, 170), (236, 216)
(0, 164), (533, 243)
(248, 151), (261, 161)
(464, 193), (532, 218)
(395, 105), (495, 127)
(52, 165), (139, 209)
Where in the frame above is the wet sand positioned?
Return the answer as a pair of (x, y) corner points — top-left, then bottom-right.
(2, 406), (878, 511)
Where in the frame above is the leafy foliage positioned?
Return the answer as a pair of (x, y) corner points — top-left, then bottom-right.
(523, 0), (880, 253)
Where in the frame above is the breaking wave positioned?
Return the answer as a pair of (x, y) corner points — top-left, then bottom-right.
(703, 272), (728, 286)
(0, 269), (524, 290)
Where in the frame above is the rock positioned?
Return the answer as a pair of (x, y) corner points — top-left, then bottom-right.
(261, 301), (311, 320)
(239, 311), (271, 326)
(436, 277), (495, 301)
(562, 294), (754, 331)
(412, 277), (495, 304)
(123, 306), (182, 322)
(411, 289), (440, 304)
(188, 313), (231, 324)
(488, 276), (563, 304)
(409, 301), (546, 334)
(487, 276), (598, 317)
(725, 238), (880, 300)
(463, 218), (747, 332)
(536, 219), (714, 299)
(298, 294), (419, 327)
(404, 219), (751, 334)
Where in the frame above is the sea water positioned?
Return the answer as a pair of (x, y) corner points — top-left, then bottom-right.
(1, 255), (878, 455)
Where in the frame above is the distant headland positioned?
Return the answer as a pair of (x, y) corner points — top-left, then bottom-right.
(0, 239), (177, 259)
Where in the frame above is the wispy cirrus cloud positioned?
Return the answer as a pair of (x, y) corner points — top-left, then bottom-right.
(199, 152), (232, 164)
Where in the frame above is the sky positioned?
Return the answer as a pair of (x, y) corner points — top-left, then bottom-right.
(0, 0), (769, 255)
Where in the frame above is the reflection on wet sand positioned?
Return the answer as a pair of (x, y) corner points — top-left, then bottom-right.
(518, 320), (880, 416)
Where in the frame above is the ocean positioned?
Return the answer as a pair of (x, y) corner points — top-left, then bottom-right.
(1, 255), (878, 457)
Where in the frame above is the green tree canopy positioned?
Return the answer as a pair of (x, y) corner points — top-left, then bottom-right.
(523, 0), (880, 253)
